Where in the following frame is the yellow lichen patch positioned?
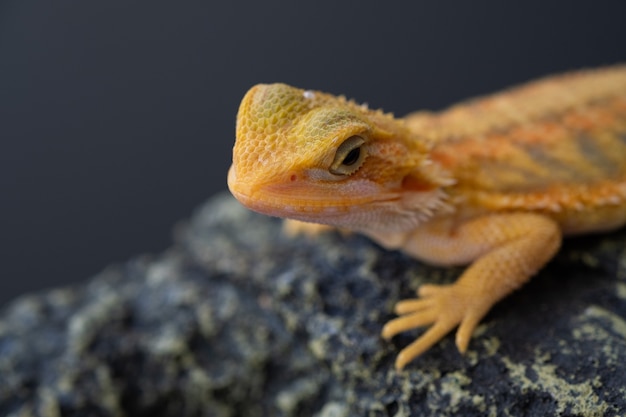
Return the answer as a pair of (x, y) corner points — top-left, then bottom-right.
(574, 306), (626, 358)
(480, 335), (501, 357)
(437, 372), (488, 415)
(501, 353), (609, 416)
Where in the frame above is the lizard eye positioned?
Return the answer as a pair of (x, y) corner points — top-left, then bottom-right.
(329, 135), (367, 176)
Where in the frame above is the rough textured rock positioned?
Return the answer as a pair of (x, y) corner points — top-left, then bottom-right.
(1, 193), (626, 416)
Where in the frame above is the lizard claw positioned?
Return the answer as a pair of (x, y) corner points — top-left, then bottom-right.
(381, 283), (491, 370)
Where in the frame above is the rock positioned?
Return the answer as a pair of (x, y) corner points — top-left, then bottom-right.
(1, 193), (626, 416)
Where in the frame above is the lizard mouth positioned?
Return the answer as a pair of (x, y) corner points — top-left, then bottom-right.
(227, 165), (400, 222)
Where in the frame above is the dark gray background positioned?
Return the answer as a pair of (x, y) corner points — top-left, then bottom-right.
(1, 1), (625, 308)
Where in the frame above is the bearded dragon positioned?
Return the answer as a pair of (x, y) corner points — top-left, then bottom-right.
(227, 65), (626, 370)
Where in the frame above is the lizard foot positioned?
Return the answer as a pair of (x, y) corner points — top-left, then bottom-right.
(381, 283), (492, 370)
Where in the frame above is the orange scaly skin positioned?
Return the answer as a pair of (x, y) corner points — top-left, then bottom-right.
(228, 65), (626, 370)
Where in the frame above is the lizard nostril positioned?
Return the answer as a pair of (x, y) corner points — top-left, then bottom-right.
(290, 174), (297, 182)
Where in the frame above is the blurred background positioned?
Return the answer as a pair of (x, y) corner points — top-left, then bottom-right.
(1, 1), (625, 308)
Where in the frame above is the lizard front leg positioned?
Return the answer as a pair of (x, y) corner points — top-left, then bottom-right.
(381, 213), (561, 370)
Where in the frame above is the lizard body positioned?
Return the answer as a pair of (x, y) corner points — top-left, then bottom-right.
(228, 65), (626, 370)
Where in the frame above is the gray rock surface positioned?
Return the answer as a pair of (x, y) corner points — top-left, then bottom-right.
(2, 193), (626, 416)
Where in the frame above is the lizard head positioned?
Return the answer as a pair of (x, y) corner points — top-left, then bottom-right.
(228, 83), (453, 233)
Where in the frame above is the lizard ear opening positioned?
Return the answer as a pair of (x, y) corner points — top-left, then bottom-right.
(329, 135), (367, 176)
